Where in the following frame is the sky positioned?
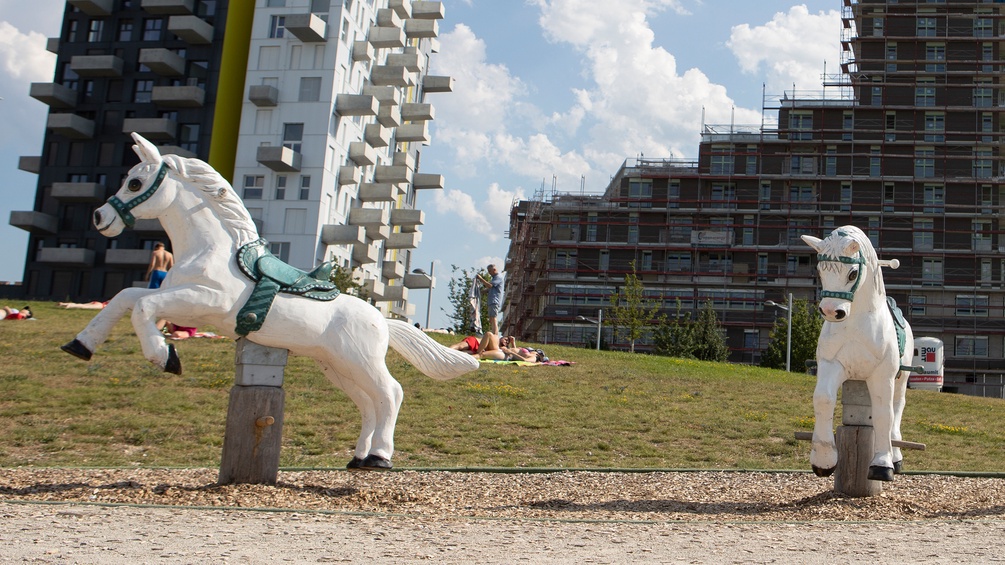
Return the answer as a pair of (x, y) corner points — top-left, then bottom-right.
(0, 0), (842, 329)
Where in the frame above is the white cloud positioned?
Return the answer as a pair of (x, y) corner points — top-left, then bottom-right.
(726, 6), (842, 95)
(0, 21), (57, 149)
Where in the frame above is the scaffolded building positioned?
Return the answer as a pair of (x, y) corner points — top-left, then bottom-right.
(504, 0), (1005, 397)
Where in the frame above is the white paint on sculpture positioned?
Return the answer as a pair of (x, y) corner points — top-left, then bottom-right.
(62, 133), (478, 470)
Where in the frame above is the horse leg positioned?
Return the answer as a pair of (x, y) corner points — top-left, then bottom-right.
(810, 362), (843, 477)
(866, 375), (897, 481)
(319, 361), (376, 469)
(356, 360), (403, 470)
(62, 288), (150, 360)
(890, 369), (911, 474)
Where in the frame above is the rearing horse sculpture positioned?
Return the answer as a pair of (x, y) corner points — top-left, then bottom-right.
(801, 226), (913, 482)
(61, 133), (479, 470)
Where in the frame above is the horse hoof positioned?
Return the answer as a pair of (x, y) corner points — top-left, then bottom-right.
(868, 465), (895, 482)
(61, 339), (93, 361)
(893, 460), (903, 474)
(346, 457), (365, 470)
(360, 454), (392, 471)
(164, 344), (182, 375)
(812, 465), (835, 478)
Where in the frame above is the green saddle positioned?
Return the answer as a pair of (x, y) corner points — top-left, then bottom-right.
(888, 296), (923, 375)
(235, 238), (340, 336)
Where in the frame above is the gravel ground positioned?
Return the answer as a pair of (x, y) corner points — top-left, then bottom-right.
(2, 468), (1004, 563)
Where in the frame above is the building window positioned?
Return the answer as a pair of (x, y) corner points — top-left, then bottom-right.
(87, 19), (103, 42)
(974, 149), (993, 179)
(973, 219), (992, 251)
(243, 175), (264, 199)
(975, 86), (994, 108)
(924, 113), (944, 142)
(914, 219), (933, 250)
(710, 152), (734, 176)
(269, 16), (286, 38)
(760, 182), (772, 210)
(555, 249), (577, 270)
(283, 123), (304, 153)
(842, 112), (853, 140)
(641, 251), (652, 271)
(299, 77), (322, 101)
(143, 18), (163, 41)
(925, 43), (945, 72)
(955, 336), (988, 357)
(66, 19), (78, 42)
(284, 208), (307, 234)
(956, 295), (989, 317)
(133, 80), (154, 103)
(790, 155), (815, 175)
(886, 43), (897, 71)
(275, 175), (287, 200)
(179, 124), (199, 152)
(599, 250), (609, 271)
(586, 213), (597, 242)
(922, 258), (943, 285)
(840, 183), (852, 212)
(789, 112), (813, 140)
(915, 148), (935, 178)
(710, 183), (735, 209)
(666, 253), (691, 272)
(916, 80), (936, 107)
(975, 17), (994, 38)
(923, 184), (944, 213)
(269, 241), (290, 262)
(669, 181), (680, 209)
(117, 20), (134, 41)
(628, 225), (639, 244)
(789, 185), (814, 210)
(908, 295), (926, 316)
(299, 175), (310, 200)
(982, 43), (995, 72)
(917, 17), (937, 37)
(870, 147), (881, 177)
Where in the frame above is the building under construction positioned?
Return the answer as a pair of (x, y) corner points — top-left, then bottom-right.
(503, 0), (1005, 397)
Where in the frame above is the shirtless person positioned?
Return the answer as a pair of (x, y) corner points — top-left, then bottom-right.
(146, 242), (174, 289)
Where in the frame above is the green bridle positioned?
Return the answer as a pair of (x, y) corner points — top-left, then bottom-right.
(107, 162), (170, 228)
(816, 250), (866, 301)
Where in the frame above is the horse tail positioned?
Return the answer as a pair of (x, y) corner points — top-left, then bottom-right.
(385, 319), (479, 380)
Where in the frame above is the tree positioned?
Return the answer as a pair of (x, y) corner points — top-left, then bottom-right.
(690, 300), (730, 362)
(607, 261), (661, 353)
(761, 298), (823, 371)
(652, 299), (697, 358)
(443, 265), (490, 334)
(329, 264), (368, 300)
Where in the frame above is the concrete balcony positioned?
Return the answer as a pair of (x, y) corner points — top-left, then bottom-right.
(52, 182), (105, 202)
(364, 124), (391, 148)
(354, 245), (380, 267)
(362, 277), (384, 296)
(122, 117), (177, 140)
(389, 208), (424, 229)
(71, 55), (124, 77)
(376, 8), (402, 28)
(422, 75), (453, 93)
(352, 40), (373, 63)
(348, 141), (377, 166)
(284, 13), (327, 42)
(30, 82), (77, 108)
(335, 94), (378, 116)
(395, 122), (429, 143)
(348, 208), (390, 240)
(139, 48), (186, 76)
(133, 218), (165, 232)
(411, 1), (445, 19)
(404, 19), (438, 39)
(358, 183), (400, 203)
(256, 145), (302, 172)
(382, 285), (408, 302)
(386, 50), (423, 73)
(370, 65), (411, 87)
(248, 84), (279, 107)
(338, 165), (361, 186)
(47, 113), (96, 139)
(382, 260), (405, 279)
(385, 231), (420, 249)
(68, 0), (113, 16)
(413, 172), (444, 189)
(157, 145), (195, 158)
(367, 25), (405, 49)
(104, 248), (153, 265)
(376, 104), (401, 128)
(362, 84), (400, 106)
(151, 85), (205, 108)
(9, 211), (57, 235)
(388, 0), (411, 18)
(374, 165), (413, 184)
(401, 102), (434, 122)
(321, 224), (366, 246)
(141, 0), (194, 14)
(392, 151), (415, 168)
(37, 247), (95, 266)
(169, 15), (214, 44)
(404, 271), (433, 289)
(18, 156), (40, 174)
(46, 37), (59, 54)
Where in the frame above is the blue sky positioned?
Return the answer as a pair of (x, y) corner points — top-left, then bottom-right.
(0, 0), (840, 328)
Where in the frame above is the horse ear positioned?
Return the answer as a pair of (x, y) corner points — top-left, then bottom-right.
(130, 132), (163, 165)
(800, 234), (823, 252)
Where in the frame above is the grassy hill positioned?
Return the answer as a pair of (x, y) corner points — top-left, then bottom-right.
(1, 301), (1002, 472)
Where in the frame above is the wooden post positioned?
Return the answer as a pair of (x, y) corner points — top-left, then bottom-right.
(833, 380), (882, 497)
(218, 339), (288, 485)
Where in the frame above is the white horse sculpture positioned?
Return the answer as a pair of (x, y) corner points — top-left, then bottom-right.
(61, 133), (479, 470)
(800, 226), (913, 482)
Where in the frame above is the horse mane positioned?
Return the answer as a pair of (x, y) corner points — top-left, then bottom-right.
(161, 154), (260, 246)
(823, 225), (886, 296)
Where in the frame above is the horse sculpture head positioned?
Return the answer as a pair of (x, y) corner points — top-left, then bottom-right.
(93, 133), (176, 237)
(800, 226), (889, 323)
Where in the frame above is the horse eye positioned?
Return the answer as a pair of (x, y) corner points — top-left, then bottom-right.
(847, 269), (858, 282)
(127, 178), (143, 192)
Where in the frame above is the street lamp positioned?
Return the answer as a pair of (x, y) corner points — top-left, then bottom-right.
(575, 310), (603, 351)
(412, 262), (434, 329)
(765, 293), (793, 372)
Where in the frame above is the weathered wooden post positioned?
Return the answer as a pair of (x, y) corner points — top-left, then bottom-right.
(833, 380), (881, 497)
(218, 338), (288, 485)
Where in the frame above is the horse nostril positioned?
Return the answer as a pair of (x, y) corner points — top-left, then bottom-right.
(835, 310), (846, 320)
(93, 210), (102, 226)
(818, 307), (825, 316)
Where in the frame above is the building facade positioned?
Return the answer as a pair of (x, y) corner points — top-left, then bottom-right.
(10, 0), (447, 320)
(503, 0), (1005, 397)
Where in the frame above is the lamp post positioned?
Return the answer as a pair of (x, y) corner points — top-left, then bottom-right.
(765, 293), (793, 372)
(412, 262), (434, 329)
(575, 310), (603, 351)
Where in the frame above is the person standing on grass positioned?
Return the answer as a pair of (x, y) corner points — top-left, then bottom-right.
(146, 242), (174, 289)
(477, 264), (504, 336)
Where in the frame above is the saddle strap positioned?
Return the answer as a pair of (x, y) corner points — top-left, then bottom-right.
(236, 278), (281, 336)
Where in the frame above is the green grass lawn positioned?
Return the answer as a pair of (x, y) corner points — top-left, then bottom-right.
(1, 301), (1002, 472)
